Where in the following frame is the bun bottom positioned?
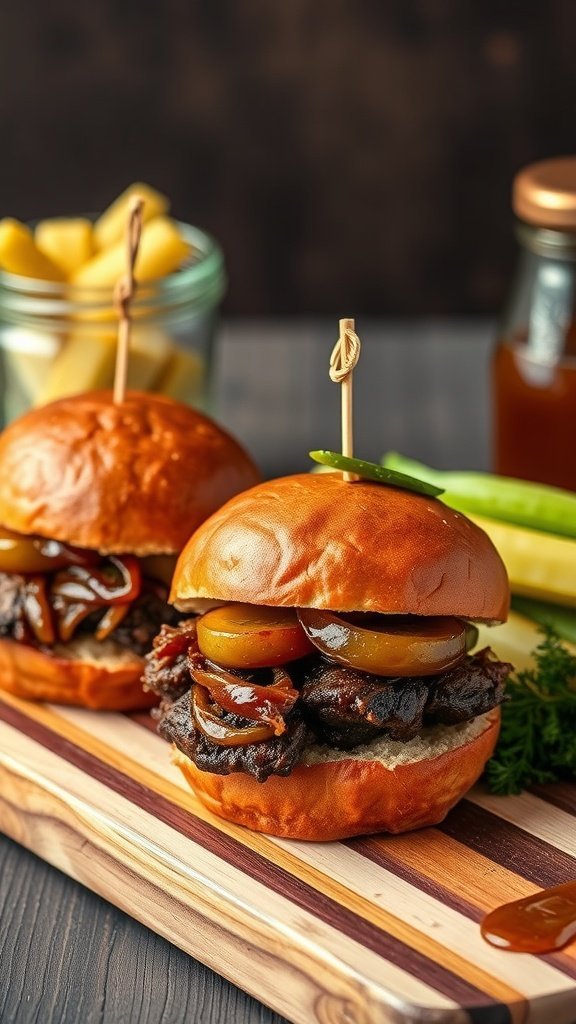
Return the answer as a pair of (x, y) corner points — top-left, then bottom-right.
(0, 636), (156, 711)
(173, 710), (500, 841)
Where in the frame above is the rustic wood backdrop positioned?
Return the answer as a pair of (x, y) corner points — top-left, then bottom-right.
(1, 1), (575, 314)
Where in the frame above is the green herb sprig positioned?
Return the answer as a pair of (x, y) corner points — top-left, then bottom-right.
(487, 630), (576, 795)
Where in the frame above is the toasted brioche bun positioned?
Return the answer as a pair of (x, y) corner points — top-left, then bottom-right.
(173, 709), (500, 840)
(170, 474), (507, 840)
(0, 634), (156, 710)
(171, 474), (509, 622)
(0, 391), (260, 555)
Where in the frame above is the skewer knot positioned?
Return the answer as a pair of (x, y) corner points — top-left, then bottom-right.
(113, 197), (144, 322)
(329, 325), (361, 383)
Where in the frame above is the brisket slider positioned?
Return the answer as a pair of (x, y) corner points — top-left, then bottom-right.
(0, 390), (259, 709)
(146, 472), (511, 840)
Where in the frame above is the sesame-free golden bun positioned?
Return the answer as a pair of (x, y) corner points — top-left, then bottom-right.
(0, 634), (157, 710)
(174, 710), (500, 840)
(171, 473), (510, 622)
(0, 391), (260, 555)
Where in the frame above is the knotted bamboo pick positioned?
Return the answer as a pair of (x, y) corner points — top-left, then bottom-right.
(329, 317), (361, 481)
(113, 196), (144, 405)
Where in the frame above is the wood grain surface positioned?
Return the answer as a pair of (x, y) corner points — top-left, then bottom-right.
(0, 836), (287, 1024)
(1, 688), (575, 1024)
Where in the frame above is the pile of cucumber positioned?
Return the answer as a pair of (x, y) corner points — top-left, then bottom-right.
(382, 452), (576, 666)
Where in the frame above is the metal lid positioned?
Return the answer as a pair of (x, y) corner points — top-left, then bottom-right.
(514, 157), (576, 229)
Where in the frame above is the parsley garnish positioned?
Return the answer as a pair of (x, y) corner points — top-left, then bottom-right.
(487, 629), (576, 795)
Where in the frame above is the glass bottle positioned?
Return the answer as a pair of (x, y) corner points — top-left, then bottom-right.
(493, 157), (576, 491)
(0, 222), (225, 425)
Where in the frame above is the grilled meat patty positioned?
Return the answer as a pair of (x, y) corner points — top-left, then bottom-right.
(147, 627), (511, 780)
(294, 657), (429, 746)
(158, 691), (310, 782)
(104, 588), (181, 657)
(293, 648), (509, 747)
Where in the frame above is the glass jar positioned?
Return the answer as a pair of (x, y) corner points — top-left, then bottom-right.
(493, 157), (576, 491)
(0, 222), (226, 425)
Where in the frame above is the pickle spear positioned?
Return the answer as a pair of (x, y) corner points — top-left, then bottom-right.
(382, 452), (576, 539)
(309, 450), (444, 497)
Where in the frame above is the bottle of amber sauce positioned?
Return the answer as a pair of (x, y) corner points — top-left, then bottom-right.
(493, 157), (576, 491)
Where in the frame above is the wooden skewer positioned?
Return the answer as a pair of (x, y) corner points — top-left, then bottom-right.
(113, 196), (145, 405)
(329, 317), (361, 481)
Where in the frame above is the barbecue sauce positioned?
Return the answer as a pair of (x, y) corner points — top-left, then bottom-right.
(494, 339), (576, 491)
(481, 882), (576, 953)
(493, 157), (576, 492)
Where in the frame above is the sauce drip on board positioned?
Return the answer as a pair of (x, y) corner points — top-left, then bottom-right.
(481, 882), (576, 953)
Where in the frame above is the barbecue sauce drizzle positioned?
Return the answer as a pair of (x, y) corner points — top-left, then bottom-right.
(4, 538), (142, 646)
(481, 882), (576, 953)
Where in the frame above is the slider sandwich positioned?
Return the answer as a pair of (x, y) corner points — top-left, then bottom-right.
(145, 471), (512, 840)
(0, 391), (259, 709)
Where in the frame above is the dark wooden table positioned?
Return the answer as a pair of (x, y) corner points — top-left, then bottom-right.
(0, 318), (494, 1024)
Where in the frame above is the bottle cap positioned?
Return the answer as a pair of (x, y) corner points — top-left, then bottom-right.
(514, 157), (576, 229)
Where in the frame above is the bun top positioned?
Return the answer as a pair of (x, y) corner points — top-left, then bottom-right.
(0, 391), (260, 555)
(171, 473), (509, 622)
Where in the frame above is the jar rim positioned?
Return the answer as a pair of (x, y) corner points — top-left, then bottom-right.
(0, 221), (226, 324)
(515, 219), (576, 260)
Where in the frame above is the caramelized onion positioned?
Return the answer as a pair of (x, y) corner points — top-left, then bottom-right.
(94, 603), (131, 641)
(51, 555), (142, 643)
(51, 556), (141, 606)
(55, 602), (96, 643)
(189, 654), (298, 736)
(151, 620), (198, 662)
(0, 526), (100, 575)
(22, 576), (55, 645)
(0, 535), (151, 646)
(192, 685), (274, 746)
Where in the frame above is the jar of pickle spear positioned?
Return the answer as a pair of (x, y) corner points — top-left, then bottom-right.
(0, 183), (226, 423)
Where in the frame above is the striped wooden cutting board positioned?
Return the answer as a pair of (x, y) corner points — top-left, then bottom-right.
(1, 690), (575, 1024)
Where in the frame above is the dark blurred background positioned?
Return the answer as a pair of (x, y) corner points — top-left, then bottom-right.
(1, 1), (575, 315)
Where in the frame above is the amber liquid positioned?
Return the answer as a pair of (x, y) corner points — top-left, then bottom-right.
(481, 881), (576, 954)
(493, 342), (576, 491)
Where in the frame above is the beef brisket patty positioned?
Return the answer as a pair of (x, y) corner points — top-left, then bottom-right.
(148, 627), (511, 780)
(159, 691), (310, 782)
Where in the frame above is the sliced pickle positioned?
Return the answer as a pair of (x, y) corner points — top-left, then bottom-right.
(0, 527), (74, 574)
(297, 609), (468, 677)
(309, 451), (444, 497)
(196, 602), (315, 669)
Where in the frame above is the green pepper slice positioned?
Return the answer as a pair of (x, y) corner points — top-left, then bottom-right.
(309, 450), (444, 498)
